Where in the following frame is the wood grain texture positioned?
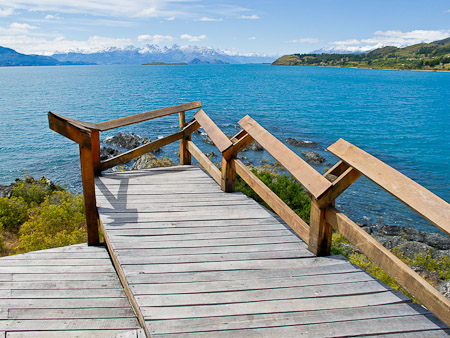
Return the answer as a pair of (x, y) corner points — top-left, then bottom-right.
(326, 206), (450, 328)
(0, 244), (141, 335)
(186, 140), (221, 183)
(95, 101), (201, 131)
(194, 109), (232, 152)
(93, 165), (449, 336)
(328, 138), (450, 235)
(48, 112), (91, 148)
(235, 159), (309, 242)
(238, 115), (332, 199)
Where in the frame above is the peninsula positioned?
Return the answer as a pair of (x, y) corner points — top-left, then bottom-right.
(273, 37), (450, 71)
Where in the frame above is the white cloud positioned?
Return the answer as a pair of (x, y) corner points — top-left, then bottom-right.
(0, 22), (38, 35)
(137, 34), (173, 44)
(198, 16), (223, 22)
(180, 33), (206, 42)
(445, 9), (450, 13)
(248, 36), (256, 40)
(290, 38), (320, 44)
(327, 29), (450, 53)
(45, 14), (61, 20)
(239, 14), (259, 20)
(0, 31), (132, 55)
(0, 0), (189, 19)
(0, 7), (14, 17)
(165, 16), (175, 21)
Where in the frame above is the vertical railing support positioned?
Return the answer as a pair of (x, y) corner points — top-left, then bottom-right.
(91, 129), (101, 176)
(179, 111), (191, 165)
(79, 143), (100, 246)
(308, 198), (332, 256)
(221, 157), (236, 192)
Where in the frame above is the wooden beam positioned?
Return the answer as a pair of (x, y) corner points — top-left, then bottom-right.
(318, 167), (362, 207)
(182, 118), (200, 137)
(100, 130), (183, 171)
(234, 160), (309, 243)
(328, 138), (450, 236)
(48, 112), (91, 148)
(179, 111), (191, 165)
(194, 109), (233, 153)
(222, 132), (254, 160)
(221, 157), (236, 192)
(326, 206), (450, 328)
(79, 144), (99, 246)
(238, 115), (332, 200)
(324, 160), (350, 182)
(95, 101), (201, 131)
(91, 130), (101, 176)
(186, 140), (221, 184)
(308, 199), (331, 256)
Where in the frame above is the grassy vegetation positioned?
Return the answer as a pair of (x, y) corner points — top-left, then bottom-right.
(273, 37), (450, 71)
(0, 176), (86, 256)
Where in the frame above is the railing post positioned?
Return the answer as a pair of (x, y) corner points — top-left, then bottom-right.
(308, 198), (332, 256)
(79, 143), (100, 246)
(91, 130), (101, 176)
(221, 157), (236, 192)
(179, 111), (191, 165)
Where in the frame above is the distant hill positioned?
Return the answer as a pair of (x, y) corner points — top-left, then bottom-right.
(273, 37), (450, 71)
(52, 45), (275, 65)
(188, 58), (229, 65)
(0, 46), (91, 67)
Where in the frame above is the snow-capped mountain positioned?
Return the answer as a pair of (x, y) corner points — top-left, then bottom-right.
(52, 45), (276, 65)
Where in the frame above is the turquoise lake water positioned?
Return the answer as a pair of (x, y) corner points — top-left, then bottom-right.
(0, 64), (449, 232)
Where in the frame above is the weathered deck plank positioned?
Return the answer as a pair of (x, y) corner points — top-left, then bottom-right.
(96, 165), (449, 337)
(0, 244), (141, 336)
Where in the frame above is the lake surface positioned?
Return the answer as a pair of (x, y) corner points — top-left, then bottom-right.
(0, 64), (449, 232)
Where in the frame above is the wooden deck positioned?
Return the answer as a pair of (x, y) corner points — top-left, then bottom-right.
(0, 244), (143, 337)
(95, 165), (449, 337)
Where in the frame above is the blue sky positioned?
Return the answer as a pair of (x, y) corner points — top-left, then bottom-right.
(0, 0), (450, 56)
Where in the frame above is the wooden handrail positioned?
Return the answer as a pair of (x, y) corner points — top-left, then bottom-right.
(100, 130), (184, 171)
(186, 140), (221, 184)
(234, 160), (310, 242)
(194, 109), (233, 152)
(326, 206), (450, 328)
(328, 138), (450, 236)
(48, 112), (92, 148)
(94, 101), (201, 131)
(238, 115), (332, 200)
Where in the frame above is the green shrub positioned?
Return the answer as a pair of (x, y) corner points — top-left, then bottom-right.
(393, 249), (450, 281)
(18, 190), (86, 253)
(236, 166), (311, 223)
(11, 176), (59, 206)
(0, 197), (28, 230)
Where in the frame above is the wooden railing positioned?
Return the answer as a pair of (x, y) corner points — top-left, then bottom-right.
(49, 102), (450, 327)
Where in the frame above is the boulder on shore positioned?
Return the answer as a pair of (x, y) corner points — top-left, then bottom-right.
(286, 138), (319, 149)
(301, 151), (325, 165)
(104, 132), (150, 150)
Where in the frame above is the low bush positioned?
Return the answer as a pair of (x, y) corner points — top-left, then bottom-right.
(0, 196), (28, 230)
(235, 165), (311, 223)
(18, 190), (86, 253)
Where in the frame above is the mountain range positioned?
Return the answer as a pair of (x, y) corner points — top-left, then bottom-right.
(273, 37), (450, 71)
(0, 45), (275, 67)
(0, 46), (89, 67)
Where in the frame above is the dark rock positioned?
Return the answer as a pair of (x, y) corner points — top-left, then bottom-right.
(100, 147), (121, 161)
(193, 129), (202, 135)
(239, 156), (248, 161)
(205, 151), (217, 159)
(423, 232), (450, 250)
(412, 266), (441, 286)
(202, 136), (214, 145)
(131, 154), (174, 170)
(286, 138), (319, 149)
(244, 141), (263, 152)
(438, 280), (450, 299)
(301, 151), (325, 165)
(104, 132), (150, 150)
